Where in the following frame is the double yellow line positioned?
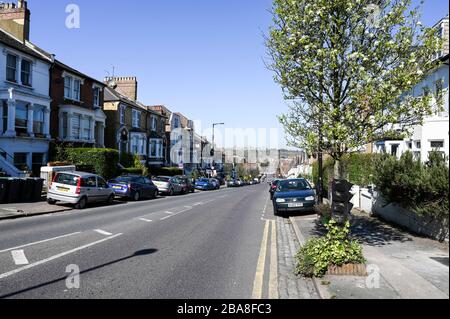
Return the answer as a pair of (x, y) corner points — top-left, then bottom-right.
(252, 220), (279, 299)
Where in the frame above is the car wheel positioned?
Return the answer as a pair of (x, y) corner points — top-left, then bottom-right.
(152, 190), (158, 199)
(169, 188), (174, 196)
(133, 191), (141, 201)
(181, 188), (186, 195)
(75, 197), (87, 210)
(47, 199), (57, 205)
(106, 194), (115, 205)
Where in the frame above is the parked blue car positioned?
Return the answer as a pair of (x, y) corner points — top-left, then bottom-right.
(195, 178), (217, 191)
(108, 175), (159, 201)
(272, 178), (316, 216)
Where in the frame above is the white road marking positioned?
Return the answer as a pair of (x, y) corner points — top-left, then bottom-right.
(160, 215), (172, 221)
(0, 232), (82, 254)
(0, 234), (122, 280)
(11, 250), (29, 266)
(164, 211), (174, 215)
(138, 218), (153, 223)
(94, 229), (113, 236)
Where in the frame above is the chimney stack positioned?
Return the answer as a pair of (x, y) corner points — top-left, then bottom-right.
(0, 0), (30, 42)
(104, 76), (138, 101)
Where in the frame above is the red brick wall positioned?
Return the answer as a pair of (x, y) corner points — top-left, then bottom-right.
(50, 65), (105, 140)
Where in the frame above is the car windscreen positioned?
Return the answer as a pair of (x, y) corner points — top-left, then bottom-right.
(198, 178), (209, 183)
(154, 177), (170, 182)
(277, 180), (311, 192)
(54, 173), (79, 186)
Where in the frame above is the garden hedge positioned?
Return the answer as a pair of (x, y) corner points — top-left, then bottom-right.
(312, 153), (381, 194)
(62, 148), (119, 180)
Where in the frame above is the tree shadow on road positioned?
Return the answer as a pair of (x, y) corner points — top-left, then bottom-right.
(0, 249), (158, 299)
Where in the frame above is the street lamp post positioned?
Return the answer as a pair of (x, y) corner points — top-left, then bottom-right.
(211, 123), (225, 157)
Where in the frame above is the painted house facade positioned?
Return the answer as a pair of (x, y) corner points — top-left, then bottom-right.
(0, 1), (53, 177)
(50, 60), (106, 149)
(375, 15), (449, 162)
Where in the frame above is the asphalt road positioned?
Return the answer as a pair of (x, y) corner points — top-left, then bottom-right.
(0, 184), (278, 299)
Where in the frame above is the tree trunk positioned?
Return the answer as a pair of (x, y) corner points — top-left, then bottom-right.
(334, 158), (344, 180)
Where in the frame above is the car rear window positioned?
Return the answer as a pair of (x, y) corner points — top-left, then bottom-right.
(113, 177), (134, 183)
(54, 173), (79, 186)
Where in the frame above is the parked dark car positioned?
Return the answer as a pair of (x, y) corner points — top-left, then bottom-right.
(108, 175), (158, 201)
(227, 179), (239, 187)
(272, 179), (316, 216)
(176, 176), (195, 193)
(269, 179), (280, 200)
(153, 176), (185, 196)
(195, 178), (217, 191)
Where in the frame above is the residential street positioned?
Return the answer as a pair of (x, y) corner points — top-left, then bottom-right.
(0, 185), (316, 299)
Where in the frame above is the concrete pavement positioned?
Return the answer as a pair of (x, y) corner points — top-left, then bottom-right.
(290, 211), (449, 299)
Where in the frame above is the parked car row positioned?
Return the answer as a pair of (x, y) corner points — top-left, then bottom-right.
(47, 171), (198, 210)
(227, 178), (261, 187)
(269, 178), (317, 216)
(195, 178), (220, 191)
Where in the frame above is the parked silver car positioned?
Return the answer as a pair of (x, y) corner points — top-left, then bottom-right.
(47, 172), (115, 209)
(152, 176), (185, 196)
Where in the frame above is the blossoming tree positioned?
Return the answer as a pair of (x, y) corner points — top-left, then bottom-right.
(267, 0), (442, 179)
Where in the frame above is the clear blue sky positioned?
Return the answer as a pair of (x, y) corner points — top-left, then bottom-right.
(27, 0), (448, 149)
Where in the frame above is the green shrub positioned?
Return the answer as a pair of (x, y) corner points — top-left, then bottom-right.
(61, 148), (119, 180)
(295, 220), (366, 278)
(120, 152), (135, 168)
(373, 151), (449, 223)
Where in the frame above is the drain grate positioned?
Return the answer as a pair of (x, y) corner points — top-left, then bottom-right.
(431, 257), (449, 267)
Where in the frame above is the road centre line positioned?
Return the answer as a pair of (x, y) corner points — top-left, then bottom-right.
(138, 218), (153, 223)
(0, 234), (123, 280)
(11, 250), (29, 266)
(0, 232), (82, 254)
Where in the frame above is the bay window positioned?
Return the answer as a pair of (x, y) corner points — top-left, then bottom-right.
(15, 103), (28, 134)
(72, 114), (81, 138)
(33, 108), (44, 135)
(149, 139), (163, 158)
(82, 117), (91, 140)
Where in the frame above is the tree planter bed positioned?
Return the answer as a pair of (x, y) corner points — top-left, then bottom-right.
(327, 264), (367, 276)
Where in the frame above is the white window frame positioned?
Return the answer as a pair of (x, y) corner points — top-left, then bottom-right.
(6, 53), (18, 83)
(62, 72), (84, 101)
(20, 58), (32, 87)
(120, 105), (126, 125)
(132, 109), (141, 128)
(93, 86), (101, 108)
